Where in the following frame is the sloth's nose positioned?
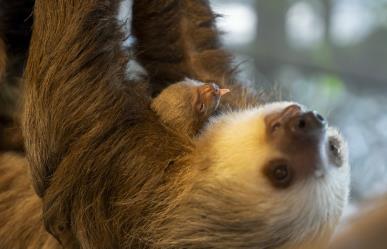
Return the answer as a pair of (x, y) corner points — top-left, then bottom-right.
(266, 104), (327, 139)
(288, 111), (327, 136)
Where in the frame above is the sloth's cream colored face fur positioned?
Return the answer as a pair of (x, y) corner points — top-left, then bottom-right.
(195, 101), (350, 248)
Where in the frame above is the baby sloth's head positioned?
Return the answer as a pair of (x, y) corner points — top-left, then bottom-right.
(162, 102), (350, 249)
(151, 79), (229, 136)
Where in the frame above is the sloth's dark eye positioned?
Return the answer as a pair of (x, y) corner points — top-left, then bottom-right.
(273, 165), (288, 181)
(264, 162), (293, 189)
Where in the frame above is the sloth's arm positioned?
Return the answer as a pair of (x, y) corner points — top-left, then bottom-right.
(132, 0), (260, 109)
(24, 0), (131, 197)
(23, 2), (186, 246)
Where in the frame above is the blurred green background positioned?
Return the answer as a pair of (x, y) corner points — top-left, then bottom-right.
(211, 0), (387, 205)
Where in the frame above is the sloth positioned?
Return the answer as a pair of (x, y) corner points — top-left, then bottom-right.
(151, 79), (230, 136)
(0, 0), (353, 248)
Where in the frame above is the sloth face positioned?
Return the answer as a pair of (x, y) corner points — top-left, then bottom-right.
(262, 103), (347, 188)
(205, 101), (349, 189)
(190, 102), (350, 247)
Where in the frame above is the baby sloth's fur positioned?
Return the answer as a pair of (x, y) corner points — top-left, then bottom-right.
(0, 0), (350, 248)
(151, 79), (225, 137)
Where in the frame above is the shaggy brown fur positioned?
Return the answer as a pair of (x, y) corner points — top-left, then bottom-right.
(2, 0), (262, 248)
(0, 152), (60, 249)
(22, 0), (228, 248)
(22, 0), (263, 248)
(1, 1), (350, 248)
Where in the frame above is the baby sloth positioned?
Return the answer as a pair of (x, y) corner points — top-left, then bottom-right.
(150, 98), (350, 249)
(151, 79), (230, 136)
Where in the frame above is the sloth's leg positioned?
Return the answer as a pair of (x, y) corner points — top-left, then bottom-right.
(132, 0), (260, 109)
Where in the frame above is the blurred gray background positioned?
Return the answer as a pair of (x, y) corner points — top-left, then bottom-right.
(210, 0), (387, 206)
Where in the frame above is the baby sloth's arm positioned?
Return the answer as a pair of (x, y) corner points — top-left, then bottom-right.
(151, 79), (229, 136)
